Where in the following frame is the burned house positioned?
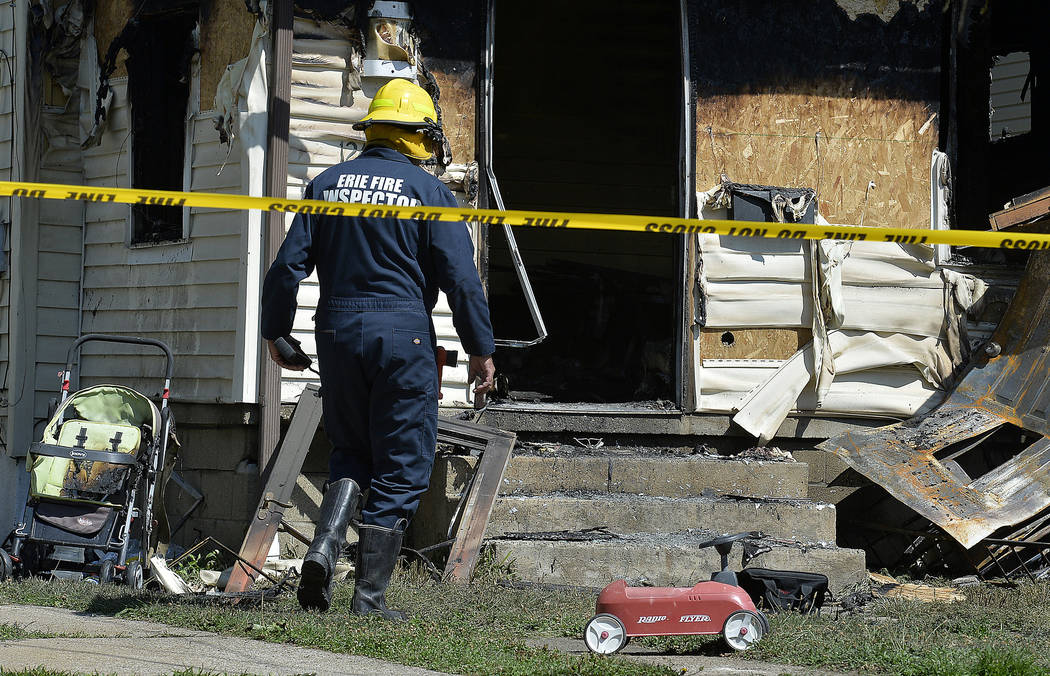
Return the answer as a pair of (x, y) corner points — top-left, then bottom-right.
(1, 0), (1049, 587)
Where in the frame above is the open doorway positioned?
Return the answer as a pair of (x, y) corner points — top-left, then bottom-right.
(946, 0), (1050, 230)
(486, 1), (684, 406)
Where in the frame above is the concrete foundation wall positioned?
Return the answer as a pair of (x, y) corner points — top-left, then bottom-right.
(164, 402), (260, 552)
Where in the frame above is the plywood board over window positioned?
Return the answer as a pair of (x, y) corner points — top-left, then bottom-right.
(429, 62), (476, 165)
(696, 90), (937, 228)
(199, 0), (256, 112)
(94, 0), (136, 78)
(700, 327), (810, 361)
(687, 0), (943, 230)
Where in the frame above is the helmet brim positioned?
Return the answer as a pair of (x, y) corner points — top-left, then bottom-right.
(352, 111), (439, 131)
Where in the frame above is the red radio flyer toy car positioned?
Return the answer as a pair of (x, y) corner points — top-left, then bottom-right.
(583, 532), (770, 654)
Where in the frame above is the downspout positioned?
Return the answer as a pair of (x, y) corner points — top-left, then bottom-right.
(259, 0), (293, 468)
(9, 0), (36, 454)
(676, 0), (696, 412)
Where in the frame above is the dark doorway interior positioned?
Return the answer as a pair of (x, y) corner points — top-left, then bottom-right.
(947, 0), (1050, 231)
(488, 1), (682, 405)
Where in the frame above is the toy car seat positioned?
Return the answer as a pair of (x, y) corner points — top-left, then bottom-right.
(698, 531), (768, 586)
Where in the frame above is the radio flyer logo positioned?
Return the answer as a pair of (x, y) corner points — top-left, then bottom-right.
(679, 614), (712, 623)
(637, 616), (667, 624)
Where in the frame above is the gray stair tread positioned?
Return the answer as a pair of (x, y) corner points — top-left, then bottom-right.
(488, 532), (866, 594)
(486, 493), (838, 543)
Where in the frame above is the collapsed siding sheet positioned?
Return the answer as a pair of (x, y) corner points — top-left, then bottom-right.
(693, 229), (971, 431)
(80, 82), (242, 402)
(278, 17), (477, 406)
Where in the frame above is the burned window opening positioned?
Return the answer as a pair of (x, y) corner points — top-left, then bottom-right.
(487, 0), (681, 406)
(117, 6), (198, 245)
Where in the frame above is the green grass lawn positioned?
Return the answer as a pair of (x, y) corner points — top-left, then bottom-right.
(1, 570), (1048, 676)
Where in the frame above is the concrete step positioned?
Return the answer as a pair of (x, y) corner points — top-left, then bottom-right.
(487, 532), (867, 595)
(437, 454), (808, 500)
(484, 493), (837, 543)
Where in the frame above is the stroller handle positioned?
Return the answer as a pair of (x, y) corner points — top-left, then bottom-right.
(63, 335), (175, 402)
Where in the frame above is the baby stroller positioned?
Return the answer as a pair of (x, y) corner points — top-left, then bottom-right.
(0, 334), (178, 587)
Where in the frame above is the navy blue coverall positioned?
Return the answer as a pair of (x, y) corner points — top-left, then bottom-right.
(260, 146), (495, 530)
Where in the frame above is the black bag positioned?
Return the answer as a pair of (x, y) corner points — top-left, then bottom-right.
(738, 568), (829, 614)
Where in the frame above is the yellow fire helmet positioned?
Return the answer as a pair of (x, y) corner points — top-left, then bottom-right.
(353, 79), (443, 161)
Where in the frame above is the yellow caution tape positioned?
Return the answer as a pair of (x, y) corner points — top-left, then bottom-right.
(1, 179), (1048, 250)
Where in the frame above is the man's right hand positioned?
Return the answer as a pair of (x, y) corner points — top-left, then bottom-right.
(266, 339), (308, 371)
(468, 354), (496, 394)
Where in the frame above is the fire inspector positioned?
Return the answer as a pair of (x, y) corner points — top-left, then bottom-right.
(260, 78), (496, 617)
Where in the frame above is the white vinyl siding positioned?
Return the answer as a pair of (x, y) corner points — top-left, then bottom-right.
(990, 52), (1031, 139)
(32, 145), (84, 428)
(79, 79), (245, 402)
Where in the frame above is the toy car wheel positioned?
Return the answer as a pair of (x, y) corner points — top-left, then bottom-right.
(584, 613), (629, 654)
(125, 561), (144, 590)
(723, 609), (765, 651)
(0, 550), (13, 582)
(98, 559), (114, 584)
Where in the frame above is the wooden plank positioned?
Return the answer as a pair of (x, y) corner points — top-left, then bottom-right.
(81, 283), (240, 309)
(39, 222), (85, 251)
(80, 353), (235, 379)
(989, 187), (1050, 230)
(36, 308), (78, 337)
(442, 419), (516, 584)
(37, 252), (81, 282)
(77, 307), (236, 332)
(85, 259), (238, 288)
(77, 374), (231, 402)
(83, 151), (130, 181)
(78, 330), (236, 356)
(226, 384), (324, 593)
(700, 327), (811, 361)
(36, 280), (79, 309)
(190, 163), (242, 191)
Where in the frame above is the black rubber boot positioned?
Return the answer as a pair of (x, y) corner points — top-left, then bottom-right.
(351, 520), (407, 621)
(297, 478), (360, 611)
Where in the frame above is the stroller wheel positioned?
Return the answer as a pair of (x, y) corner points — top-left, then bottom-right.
(125, 560), (144, 589)
(99, 559), (115, 584)
(0, 550), (13, 581)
